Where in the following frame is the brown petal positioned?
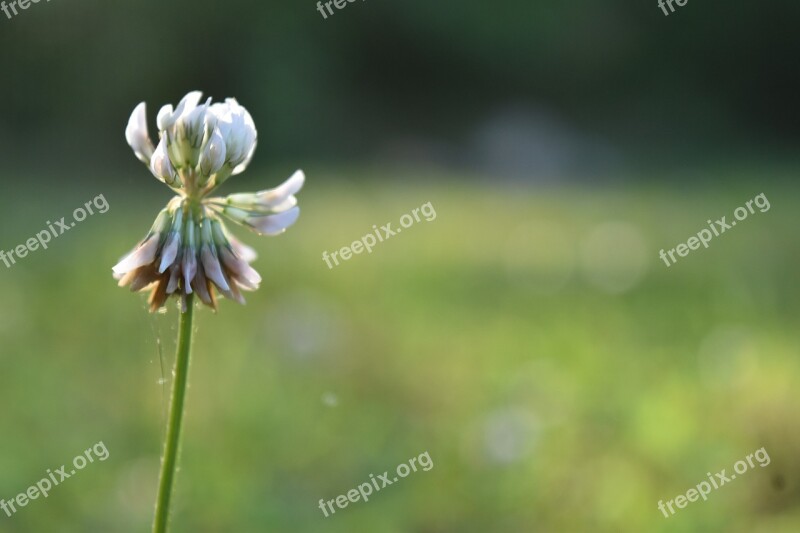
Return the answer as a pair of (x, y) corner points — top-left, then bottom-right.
(148, 278), (170, 312)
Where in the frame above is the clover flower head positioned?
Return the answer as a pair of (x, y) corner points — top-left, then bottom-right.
(115, 91), (305, 312)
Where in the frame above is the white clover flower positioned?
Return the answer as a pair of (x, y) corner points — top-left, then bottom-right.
(116, 91), (305, 312)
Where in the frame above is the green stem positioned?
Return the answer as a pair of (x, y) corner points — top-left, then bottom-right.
(153, 295), (195, 533)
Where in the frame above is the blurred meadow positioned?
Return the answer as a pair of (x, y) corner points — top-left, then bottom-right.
(2, 0), (800, 531)
(0, 172), (798, 532)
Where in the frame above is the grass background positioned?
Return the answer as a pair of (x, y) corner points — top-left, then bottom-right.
(0, 171), (798, 532)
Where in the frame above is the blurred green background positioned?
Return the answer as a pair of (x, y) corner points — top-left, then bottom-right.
(1, 0), (799, 532)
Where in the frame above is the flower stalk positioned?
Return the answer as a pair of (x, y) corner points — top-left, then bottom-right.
(153, 294), (194, 533)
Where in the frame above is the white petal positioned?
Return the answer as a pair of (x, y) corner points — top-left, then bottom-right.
(157, 91), (203, 132)
(150, 137), (178, 186)
(182, 97), (212, 148)
(182, 249), (197, 294)
(200, 245), (230, 291)
(229, 236), (257, 262)
(231, 142), (256, 175)
(219, 247), (261, 289)
(112, 236), (160, 275)
(256, 170), (305, 206)
(175, 91), (203, 118)
(158, 234), (180, 273)
(192, 265), (213, 306)
(198, 127), (227, 177)
(263, 196), (296, 213)
(247, 206), (300, 236)
(210, 103), (232, 139)
(156, 104), (174, 131)
(125, 102), (155, 164)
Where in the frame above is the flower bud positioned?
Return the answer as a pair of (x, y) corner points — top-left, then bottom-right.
(158, 207), (184, 273)
(199, 218), (230, 292)
(210, 98), (257, 176)
(150, 137), (181, 188)
(157, 91), (202, 131)
(178, 97), (212, 168)
(180, 97), (211, 150)
(198, 127), (227, 179)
